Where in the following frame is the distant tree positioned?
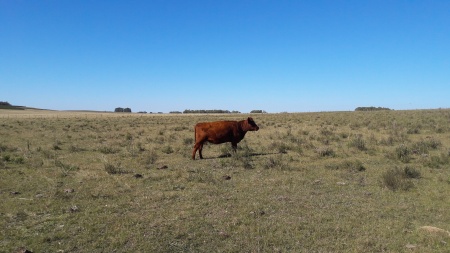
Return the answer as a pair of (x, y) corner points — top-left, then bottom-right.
(0, 101), (25, 110)
(124, 108), (132, 113)
(170, 111), (182, 114)
(183, 109), (232, 114)
(115, 107), (124, 112)
(355, 107), (391, 111)
(250, 110), (267, 113)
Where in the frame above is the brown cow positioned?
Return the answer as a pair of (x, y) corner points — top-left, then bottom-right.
(192, 117), (259, 160)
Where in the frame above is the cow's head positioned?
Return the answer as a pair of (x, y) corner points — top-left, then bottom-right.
(245, 117), (259, 131)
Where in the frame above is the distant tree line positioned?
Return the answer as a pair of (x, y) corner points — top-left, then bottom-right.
(0, 101), (25, 110)
(250, 110), (267, 113)
(355, 106), (391, 111)
(112, 107), (266, 114)
(183, 109), (241, 114)
(114, 107), (132, 113)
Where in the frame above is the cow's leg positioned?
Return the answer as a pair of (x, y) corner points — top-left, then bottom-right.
(192, 142), (202, 160)
(198, 143), (204, 159)
(231, 143), (238, 153)
(192, 146), (197, 160)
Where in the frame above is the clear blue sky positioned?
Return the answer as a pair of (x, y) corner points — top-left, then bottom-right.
(1, 0), (449, 113)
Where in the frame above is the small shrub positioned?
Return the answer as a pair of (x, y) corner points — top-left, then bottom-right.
(404, 166), (421, 179)
(239, 156), (254, 169)
(380, 136), (395, 146)
(435, 126), (446, 133)
(348, 135), (366, 151)
(325, 159), (366, 172)
(2, 154), (11, 162)
(263, 154), (292, 170)
(0, 144), (9, 152)
(381, 167), (416, 191)
(339, 132), (349, 139)
(426, 138), (441, 149)
(173, 126), (188, 131)
(52, 144), (62, 150)
(237, 144), (253, 157)
(183, 138), (194, 145)
(136, 142), (145, 152)
(264, 155), (284, 169)
(320, 127), (333, 136)
(144, 150), (158, 168)
(55, 160), (79, 176)
(161, 146), (174, 154)
(269, 141), (290, 154)
(424, 153), (448, 169)
(340, 159), (366, 172)
(187, 168), (216, 184)
(104, 163), (117, 174)
(412, 141), (430, 155)
(68, 145), (83, 153)
(395, 144), (411, 163)
(316, 147), (335, 157)
(413, 138), (441, 155)
(407, 128), (420, 134)
(104, 161), (126, 174)
(224, 144), (255, 169)
(52, 140), (62, 150)
(126, 142), (143, 157)
(219, 145), (233, 158)
(13, 156), (25, 164)
(41, 150), (55, 159)
(98, 146), (119, 154)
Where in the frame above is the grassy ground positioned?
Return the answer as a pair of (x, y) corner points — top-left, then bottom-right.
(1, 109), (450, 252)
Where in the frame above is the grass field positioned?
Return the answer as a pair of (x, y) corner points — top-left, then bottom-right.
(1, 109), (450, 252)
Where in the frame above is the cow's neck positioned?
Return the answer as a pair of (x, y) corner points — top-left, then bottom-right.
(237, 120), (248, 137)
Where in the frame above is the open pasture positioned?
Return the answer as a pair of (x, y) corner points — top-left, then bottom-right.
(1, 109), (450, 252)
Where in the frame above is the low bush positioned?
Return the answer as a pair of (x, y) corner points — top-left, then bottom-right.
(183, 137), (194, 145)
(381, 166), (419, 191)
(404, 166), (421, 179)
(263, 154), (290, 170)
(326, 159), (366, 172)
(104, 162), (126, 174)
(161, 146), (174, 154)
(424, 153), (449, 169)
(143, 150), (158, 168)
(98, 146), (119, 154)
(395, 144), (411, 163)
(264, 155), (283, 169)
(316, 146), (335, 157)
(348, 135), (366, 151)
(269, 141), (290, 154)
